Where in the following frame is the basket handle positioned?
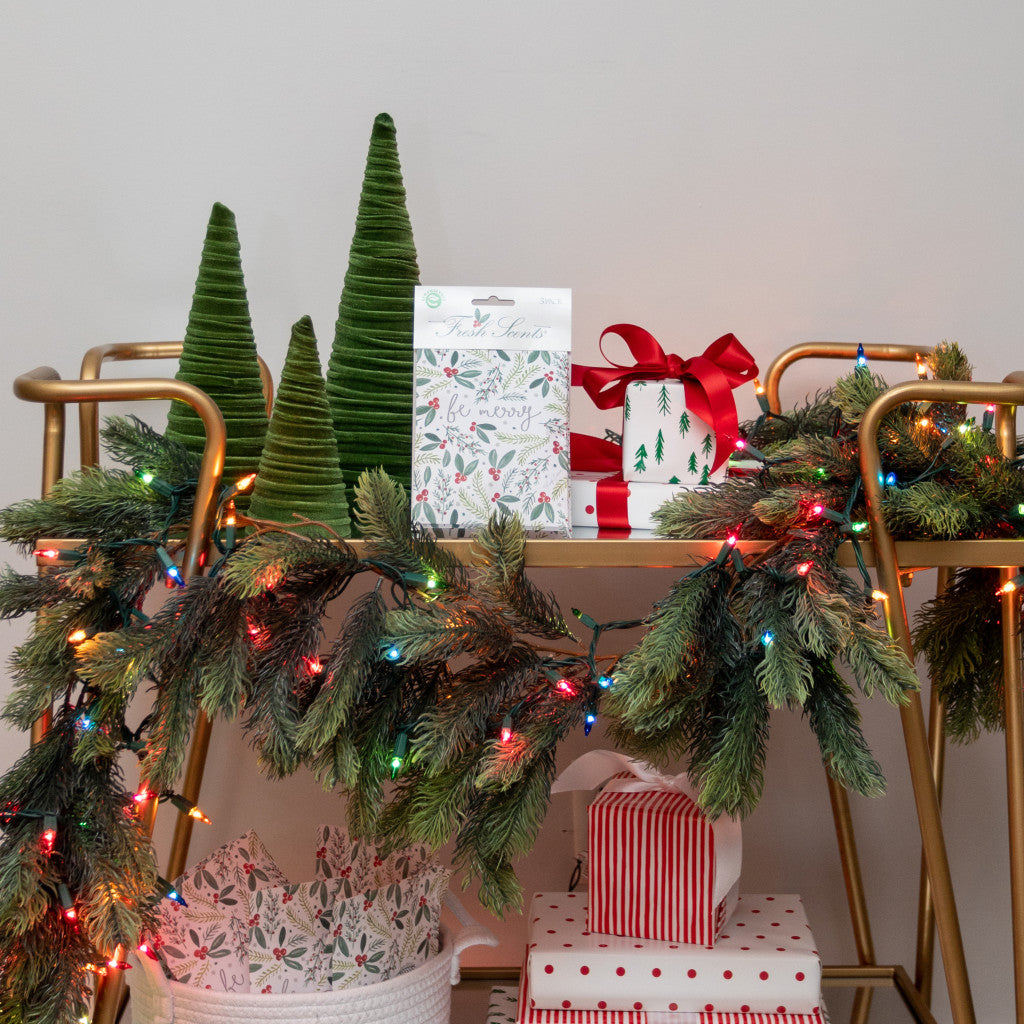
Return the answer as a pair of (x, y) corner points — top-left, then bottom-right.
(129, 947), (177, 1018)
(443, 891), (499, 985)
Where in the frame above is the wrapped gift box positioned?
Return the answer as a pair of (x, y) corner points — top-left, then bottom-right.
(524, 894), (822, 1017)
(621, 380), (727, 486)
(412, 286), (572, 537)
(571, 472), (684, 533)
(589, 775), (741, 945)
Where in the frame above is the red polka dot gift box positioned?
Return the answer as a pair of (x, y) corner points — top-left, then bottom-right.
(523, 893), (822, 1018)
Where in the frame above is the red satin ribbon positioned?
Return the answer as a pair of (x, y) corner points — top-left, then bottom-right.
(569, 432), (621, 474)
(595, 476), (630, 532)
(570, 434), (631, 530)
(571, 325), (758, 472)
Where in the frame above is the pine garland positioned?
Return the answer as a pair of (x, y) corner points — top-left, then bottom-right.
(0, 346), (1020, 1019)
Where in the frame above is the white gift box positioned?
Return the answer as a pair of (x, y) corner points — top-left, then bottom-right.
(524, 893), (822, 1016)
(570, 472), (685, 532)
(621, 380), (727, 486)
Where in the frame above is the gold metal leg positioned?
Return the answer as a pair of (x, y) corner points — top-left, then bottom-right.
(1000, 566), (1024, 1022)
(166, 712), (215, 880)
(90, 967), (127, 1024)
(849, 985), (873, 1024)
(914, 565), (952, 1005)
(997, 396), (1024, 1023)
(859, 381), (999, 1024)
(825, 775), (876, 1022)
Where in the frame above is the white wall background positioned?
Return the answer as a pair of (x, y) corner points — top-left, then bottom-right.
(1, 3), (1022, 1021)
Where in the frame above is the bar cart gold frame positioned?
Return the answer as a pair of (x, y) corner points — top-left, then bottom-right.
(13, 343), (1024, 1024)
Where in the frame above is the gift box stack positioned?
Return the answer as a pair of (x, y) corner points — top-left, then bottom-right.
(512, 753), (828, 1023)
(146, 826), (448, 994)
(570, 326), (758, 535)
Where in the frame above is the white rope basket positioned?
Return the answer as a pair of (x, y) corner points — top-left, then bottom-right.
(129, 893), (498, 1024)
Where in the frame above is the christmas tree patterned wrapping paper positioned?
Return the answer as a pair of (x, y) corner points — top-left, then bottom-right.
(246, 316), (351, 537)
(411, 286), (572, 536)
(165, 202), (269, 502)
(327, 113), (420, 507)
(523, 893), (823, 1018)
(572, 326), (757, 489)
(621, 380), (725, 486)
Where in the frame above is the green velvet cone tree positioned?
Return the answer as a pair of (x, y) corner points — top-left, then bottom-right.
(247, 316), (351, 538)
(166, 202), (269, 504)
(326, 113), (420, 510)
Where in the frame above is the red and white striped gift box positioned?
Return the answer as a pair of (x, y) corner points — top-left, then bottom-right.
(515, 945), (829, 1024)
(588, 778), (739, 945)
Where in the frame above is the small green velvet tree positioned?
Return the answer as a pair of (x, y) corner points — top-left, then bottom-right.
(247, 316), (351, 537)
(326, 113), (420, 508)
(165, 202), (268, 502)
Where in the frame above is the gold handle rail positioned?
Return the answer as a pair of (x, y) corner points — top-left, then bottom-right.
(13, 366), (227, 582)
(762, 341), (932, 413)
(77, 341), (273, 469)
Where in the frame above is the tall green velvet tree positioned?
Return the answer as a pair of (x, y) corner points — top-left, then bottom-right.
(326, 113), (420, 508)
(247, 316), (351, 537)
(166, 202), (269, 504)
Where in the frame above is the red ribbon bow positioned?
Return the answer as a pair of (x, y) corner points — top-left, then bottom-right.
(571, 325), (758, 472)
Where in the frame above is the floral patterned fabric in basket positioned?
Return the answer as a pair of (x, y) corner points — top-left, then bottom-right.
(153, 829), (288, 992)
(312, 823), (430, 893)
(151, 828), (448, 995)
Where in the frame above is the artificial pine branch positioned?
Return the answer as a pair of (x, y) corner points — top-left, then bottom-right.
(803, 659), (886, 798)
(474, 514), (573, 640)
(0, 469), (173, 551)
(101, 415), (201, 485)
(914, 567), (1005, 740)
